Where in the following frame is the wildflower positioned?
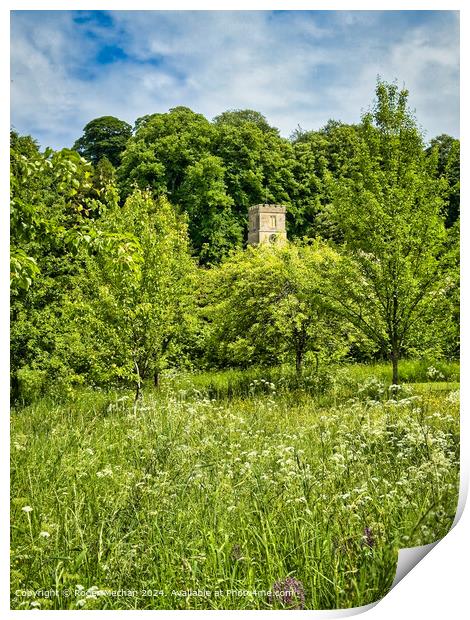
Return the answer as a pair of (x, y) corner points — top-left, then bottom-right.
(363, 527), (374, 548)
(446, 390), (459, 404)
(231, 544), (243, 561)
(39, 531), (50, 538)
(85, 585), (106, 599)
(268, 577), (305, 609)
(426, 366), (444, 381)
(96, 466), (113, 478)
(21, 506), (33, 513)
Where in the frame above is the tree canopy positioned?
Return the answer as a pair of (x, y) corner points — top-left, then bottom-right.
(73, 116), (132, 167)
(204, 241), (347, 373)
(325, 81), (457, 383)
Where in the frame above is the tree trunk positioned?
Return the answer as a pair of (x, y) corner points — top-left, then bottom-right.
(154, 370), (160, 388)
(295, 348), (303, 376)
(391, 349), (399, 385)
(133, 360), (142, 414)
(391, 292), (400, 385)
(133, 383), (141, 415)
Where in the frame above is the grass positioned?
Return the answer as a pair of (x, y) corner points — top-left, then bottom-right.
(161, 359), (460, 401)
(10, 362), (460, 610)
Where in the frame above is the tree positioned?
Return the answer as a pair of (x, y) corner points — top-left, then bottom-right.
(205, 241), (345, 374)
(118, 106), (215, 200)
(325, 80), (456, 384)
(212, 119), (296, 230)
(10, 133), (100, 296)
(10, 132), (143, 399)
(213, 109), (278, 134)
(118, 106), (297, 263)
(427, 134), (460, 227)
(91, 156), (116, 193)
(77, 190), (194, 404)
(289, 122), (362, 240)
(73, 116), (132, 166)
(180, 155), (242, 264)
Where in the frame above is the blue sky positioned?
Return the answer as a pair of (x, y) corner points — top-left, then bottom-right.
(10, 10), (459, 149)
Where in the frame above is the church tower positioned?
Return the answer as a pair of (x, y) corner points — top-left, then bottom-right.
(248, 204), (287, 245)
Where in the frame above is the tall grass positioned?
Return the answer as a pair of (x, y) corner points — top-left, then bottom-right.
(10, 364), (459, 610)
(161, 359), (460, 401)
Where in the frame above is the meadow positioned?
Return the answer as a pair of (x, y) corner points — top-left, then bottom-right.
(10, 361), (460, 610)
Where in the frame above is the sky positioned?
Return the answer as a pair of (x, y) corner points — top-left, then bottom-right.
(10, 10), (460, 150)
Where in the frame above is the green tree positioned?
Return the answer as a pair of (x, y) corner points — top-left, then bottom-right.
(10, 133), (141, 399)
(212, 118), (296, 230)
(10, 138), (96, 398)
(118, 106), (215, 200)
(326, 81), (456, 384)
(427, 134), (460, 227)
(77, 191), (194, 404)
(205, 240), (345, 374)
(10, 131), (44, 293)
(91, 156), (116, 194)
(289, 122), (362, 239)
(119, 106), (297, 263)
(73, 116), (132, 166)
(10, 134), (99, 295)
(180, 155), (241, 263)
(213, 109), (278, 134)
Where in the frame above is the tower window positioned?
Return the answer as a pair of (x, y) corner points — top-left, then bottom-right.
(270, 215), (276, 228)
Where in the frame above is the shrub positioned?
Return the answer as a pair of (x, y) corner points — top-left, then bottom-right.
(356, 376), (386, 403)
(16, 366), (47, 404)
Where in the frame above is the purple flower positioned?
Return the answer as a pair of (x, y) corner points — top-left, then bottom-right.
(231, 544), (243, 561)
(363, 527), (374, 548)
(268, 576), (305, 609)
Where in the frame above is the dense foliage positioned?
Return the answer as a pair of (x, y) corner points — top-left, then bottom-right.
(10, 80), (459, 400)
(325, 83), (459, 383)
(72, 116), (132, 167)
(204, 242), (348, 372)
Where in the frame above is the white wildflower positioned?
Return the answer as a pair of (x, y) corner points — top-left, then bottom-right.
(96, 466), (113, 478)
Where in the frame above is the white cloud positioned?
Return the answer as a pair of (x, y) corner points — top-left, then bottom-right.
(10, 10), (459, 149)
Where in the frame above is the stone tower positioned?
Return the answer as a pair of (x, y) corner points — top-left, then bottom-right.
(248, 204), (287, 245)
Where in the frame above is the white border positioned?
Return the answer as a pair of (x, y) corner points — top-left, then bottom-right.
(2, 2), (467, 618)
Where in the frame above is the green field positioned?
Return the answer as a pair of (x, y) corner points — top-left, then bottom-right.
(10, 362), (460, 610)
